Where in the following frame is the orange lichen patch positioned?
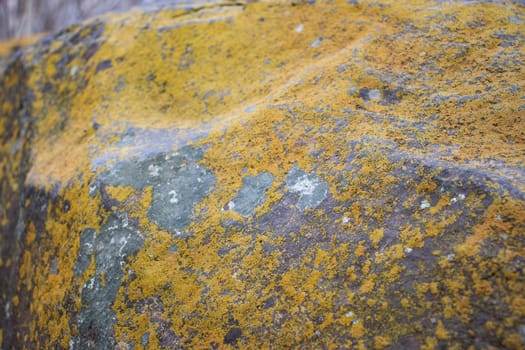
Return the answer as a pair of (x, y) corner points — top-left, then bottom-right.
(503, 332), (525, 350)
(511, 296), (525, 316)
(369, 228), (384, 248)
(355, 241), (367, 258)
(105, 185), (135, 204)
(350, 321), (365, 339)
(429, 194), (451, 215)
(471, 269), (494, 297)
(400, 226), (425, 249)
(422, 336), (438, 350)
(25, 222), (36, 245)
(18, 251), (33, 291)
(374, 335), (391, 350)
(435, 320), (450, 340)
(359, 274), (376, 294)
(456, 197), (525, 257)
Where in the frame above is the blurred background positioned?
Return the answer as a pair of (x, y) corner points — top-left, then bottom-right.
(0, 0), (182, 41)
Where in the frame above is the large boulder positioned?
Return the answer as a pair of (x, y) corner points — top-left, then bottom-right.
(1, 0), (524, 348)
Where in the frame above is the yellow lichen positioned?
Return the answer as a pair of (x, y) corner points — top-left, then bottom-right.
(369, 228), (384, 248)
(436, 320), (450, 340)
(374, 335), (391, 350)
(1, 0), (524, 348)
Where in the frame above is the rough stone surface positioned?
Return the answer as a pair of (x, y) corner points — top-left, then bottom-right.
(0, 1), (524, 349)
(75, 214), (144, 349)
(227, 172), (275, 217)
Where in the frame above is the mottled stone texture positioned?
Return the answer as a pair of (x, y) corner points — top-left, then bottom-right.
(1, 1), (524, 349)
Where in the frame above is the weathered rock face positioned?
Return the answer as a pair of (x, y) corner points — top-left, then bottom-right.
(1, 0), (524, 349)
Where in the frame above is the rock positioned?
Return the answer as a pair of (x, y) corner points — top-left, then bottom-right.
(1, 1), (524, 349)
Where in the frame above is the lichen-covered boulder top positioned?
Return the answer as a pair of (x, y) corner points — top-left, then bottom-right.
(1, 0), (524, 349)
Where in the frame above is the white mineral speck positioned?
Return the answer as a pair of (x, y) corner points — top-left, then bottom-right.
(342, 216), (350, 224)
(169, 190), (179, 204)
(368, 89), (381, 100)
(345, 311), (354, 317)
(118, 236), (129, 255)
(311, 37), (323, 48)
(458, 193), (465, 200)
(404, 247), (413, 254)
(5, 301), (11, 319)
(447, 253), (455, 261)
(420, 200), (431, 209)
(148, 164), (161, 176)
(295, 24), (304, 33)
(86, 277), (95, 289)
(290, 175), (318, 196)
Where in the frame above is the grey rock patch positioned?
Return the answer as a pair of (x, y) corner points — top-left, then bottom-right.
(337, 63), (349, 73)
(49, 258), (59, 275)
(226, 172), (274, 217)
(519, 324), (525, 344)
(74, 228), (97, 276)
(147, 162), (215, 233)
(245, 105), (256, 113)
(178, 45), (195, 71)
(97, 145), (216, 233)
(224, 327), (242, 345)
(509, 16), (524, 24)
(359, 87), (381, 101)
(76, 214), (144, 350)
(368, 89), (381, 100)
(286, 166), (328, 211)
(97, 144), (205, 189)
(382, 88), (402, 104)
(97, 158), (149, 189)
(141, 332), (150, 346)
(311, 37), (323, 48)
(95, 59), (112, 73)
